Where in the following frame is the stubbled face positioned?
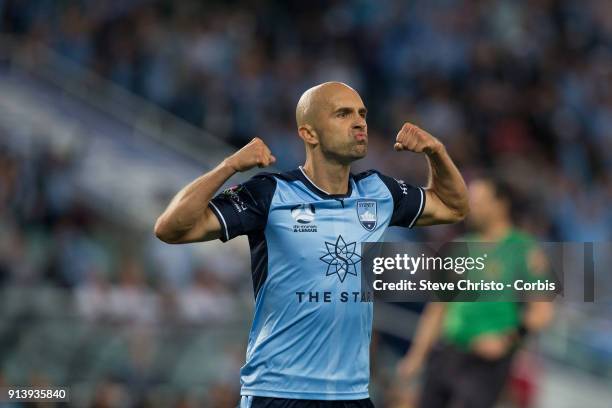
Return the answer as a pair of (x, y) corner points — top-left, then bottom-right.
(313, 85), (368, 164)
(468, 180), (505, 230)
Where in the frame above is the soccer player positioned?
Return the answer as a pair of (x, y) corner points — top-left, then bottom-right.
(396, 177), (555, 408)
(154, 82), (468, 408)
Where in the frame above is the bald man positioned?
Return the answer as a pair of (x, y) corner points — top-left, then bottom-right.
(155, 82), (468, 408)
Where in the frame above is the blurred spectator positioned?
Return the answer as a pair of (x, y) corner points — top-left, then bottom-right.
(178, 268), (235, 324)
(75, 269), (111, 322)
(112, 328), (163, 405)
(107, 257), (159, 324)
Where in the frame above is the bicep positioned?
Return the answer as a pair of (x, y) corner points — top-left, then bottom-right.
(172, 207), (222, 244)
(201, 175), (275, 242)
(415, 189), (461, 226)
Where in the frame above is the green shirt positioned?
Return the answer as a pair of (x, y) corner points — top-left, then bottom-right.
(442, 229), (538, 348)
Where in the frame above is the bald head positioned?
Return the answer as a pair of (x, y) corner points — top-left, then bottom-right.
(295, 82), (360, 129)
(295, 81), (368, 163)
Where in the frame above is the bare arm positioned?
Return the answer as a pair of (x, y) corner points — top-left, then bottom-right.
(418, 145), (469, 225)
(154, 162), (233, 244)
(154, 138), (275, 244)
(394, 123), (469, 225)
(396, 303), (446, 381)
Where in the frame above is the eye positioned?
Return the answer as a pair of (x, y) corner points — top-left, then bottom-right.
(337, 111), (348, 118)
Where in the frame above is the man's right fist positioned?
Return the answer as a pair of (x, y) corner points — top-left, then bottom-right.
(224, 137), (276, 172)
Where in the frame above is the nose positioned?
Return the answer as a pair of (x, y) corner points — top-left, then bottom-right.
(353, 118), (366, 130)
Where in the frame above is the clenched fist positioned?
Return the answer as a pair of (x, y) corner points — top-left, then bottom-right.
(224, 137), (276, 172)
(394, 123), (443, 155)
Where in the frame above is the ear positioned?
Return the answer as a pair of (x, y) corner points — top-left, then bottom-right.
(298, 125), (319, 147)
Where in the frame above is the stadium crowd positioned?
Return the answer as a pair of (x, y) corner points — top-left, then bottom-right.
(1, 0), (611, 407)
(0, 128), (247, 406)
(3, 0), (611, 241)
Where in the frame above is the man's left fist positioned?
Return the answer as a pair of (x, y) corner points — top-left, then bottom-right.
(394, 122), (443, 155)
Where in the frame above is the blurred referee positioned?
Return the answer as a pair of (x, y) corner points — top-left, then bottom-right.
(155, 82), (468, 408)
(397, 178), (554, 408)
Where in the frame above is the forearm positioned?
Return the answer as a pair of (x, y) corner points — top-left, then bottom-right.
(425, 145), (469, 218)
(406, 303), (446, 360)
(154, 160), (235, 242)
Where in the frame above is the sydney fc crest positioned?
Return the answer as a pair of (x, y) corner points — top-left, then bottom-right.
(356, 200), (377, 231)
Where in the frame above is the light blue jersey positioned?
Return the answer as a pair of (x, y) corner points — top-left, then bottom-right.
(209, 166), (425, 400)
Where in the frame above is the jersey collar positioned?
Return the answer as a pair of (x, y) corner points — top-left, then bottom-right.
(298, 166), (353, 199)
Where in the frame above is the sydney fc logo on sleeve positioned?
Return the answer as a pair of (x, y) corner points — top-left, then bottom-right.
(356, 200), (377, 231)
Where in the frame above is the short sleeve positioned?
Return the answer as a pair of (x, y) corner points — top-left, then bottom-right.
(377, 172), (426, 228)
(208, 174), (277, 242)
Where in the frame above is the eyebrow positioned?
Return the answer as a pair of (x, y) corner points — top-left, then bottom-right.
(333, 107), (368, 115)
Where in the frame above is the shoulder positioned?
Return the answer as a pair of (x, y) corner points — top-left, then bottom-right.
(236, 169), (308, 196)
(239, 171), (288, 188)
(353, 169), (411, 188)
(219, 172), (281, 204)
(353, 169), (417, 196)
(352, 169), (382, 182)
(352, 169), (393, 193)
(248, 169), (303, 184)
(353, 169), (398, 190)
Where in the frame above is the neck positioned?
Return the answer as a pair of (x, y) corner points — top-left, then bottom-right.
(480, 218), (512, 241)
(301, 157), (351, 195)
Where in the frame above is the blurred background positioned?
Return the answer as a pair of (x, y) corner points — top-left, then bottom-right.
(0, 0), (611, 407)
